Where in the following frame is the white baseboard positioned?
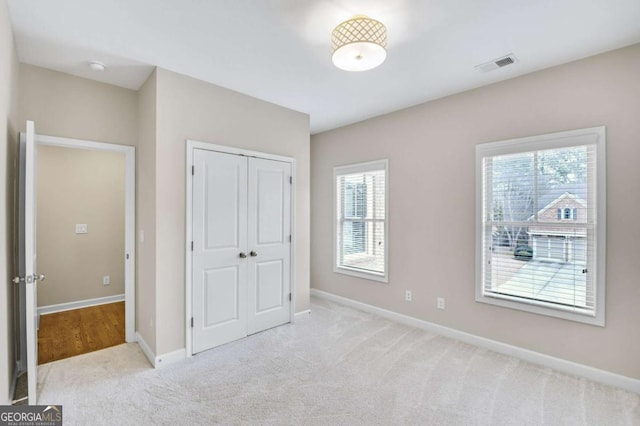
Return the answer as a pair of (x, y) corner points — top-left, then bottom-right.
(155, 348), (186, 368)
(8, 361), (19, 404)
(310, 289), (640, 394)
(38, 294), (125, 316)
(294, 309), (311, 319)
(135, 332), (186, 368)
(135, 332), (156, 367)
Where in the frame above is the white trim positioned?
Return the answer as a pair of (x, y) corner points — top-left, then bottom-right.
(185, 143), (194, 357)
(185, 140), (293, 163)
(333, 159), (389, 283)
(38, 294), (125, 316)
(311, 289), (639, 394)
(124, 145), (136, 343)
(289, 161), (297, 324)
(135, 332), (155, 367)
(155, 348), (187, 368)
(37, 134), (132, 153)
(474, 126), (605, 157)
(8, 361), (20, 404)
(185, 140), (296, 357)
(294, 309), (311, 319)
(35, 133), (136, 342)
(136, 330), (187, 368)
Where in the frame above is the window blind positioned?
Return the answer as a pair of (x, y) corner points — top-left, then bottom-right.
(335, 162), (387, 280)
(481, 143), (599, 316)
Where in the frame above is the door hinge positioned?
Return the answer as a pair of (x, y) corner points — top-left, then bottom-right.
(289, 176), (292, 184)
(191, 317), (194, 328)
(192, 165), (195, 175)
(126, 253), (129, 260)
(289, 293), (292, 302)
(191, 241), (194, 251)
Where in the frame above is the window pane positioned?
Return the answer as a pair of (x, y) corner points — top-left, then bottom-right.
(343, 221), (366, 254)
(537, 146), (589, 224)
(340, 220), (385, 274)
(488, 152), (535, 223)
(486, 226), (592, 309)
(335, 161), (387, 279)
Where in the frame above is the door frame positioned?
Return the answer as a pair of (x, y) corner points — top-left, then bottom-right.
(185, 140), (296, 357)
(35, 134), (136, 342)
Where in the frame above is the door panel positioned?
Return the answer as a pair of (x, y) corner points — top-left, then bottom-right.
(192, 149), (247, 354)
(203, 267), (240, 326)
(573, 238), (587, 264)
(247, 158), (291, 335)
(204, 164), (242, 249)
(255, 260), (284, 313)
(256, 169), (285, 245)
(549, 237), (564, 261)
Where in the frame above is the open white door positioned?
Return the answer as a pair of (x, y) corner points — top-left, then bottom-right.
(17, 120), (43, 405)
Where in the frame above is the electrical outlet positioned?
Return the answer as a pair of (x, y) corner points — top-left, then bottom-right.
(405, 290), (412, 302)
(437, 297), (445, 310)
(75, 224), (88, 234)
(103, 275), (110, 285)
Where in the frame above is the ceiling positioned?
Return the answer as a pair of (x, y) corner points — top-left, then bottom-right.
(7, 0), (640, 134)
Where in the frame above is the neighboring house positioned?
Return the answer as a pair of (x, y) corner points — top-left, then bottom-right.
(528, 191), (587, 263)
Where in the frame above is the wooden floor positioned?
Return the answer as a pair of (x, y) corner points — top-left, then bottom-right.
(38, 302), (125, 365)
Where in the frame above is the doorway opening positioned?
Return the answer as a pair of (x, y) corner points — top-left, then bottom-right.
(36, 144), (128, 364)
(14, 124), (135, 404)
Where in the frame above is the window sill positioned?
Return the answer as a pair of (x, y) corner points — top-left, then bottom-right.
(334, 266), (388, 283)
(476, 292), (604, 326)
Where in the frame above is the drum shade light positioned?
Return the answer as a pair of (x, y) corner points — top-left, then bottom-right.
(331, 16), (387, 72)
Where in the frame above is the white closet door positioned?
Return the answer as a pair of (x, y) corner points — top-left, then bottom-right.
(247, 157), (291, 335)
(192, 149), (248, 354)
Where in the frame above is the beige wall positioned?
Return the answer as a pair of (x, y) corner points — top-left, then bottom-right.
(311, 44), (640, 379)
(0, 0), (20, 404)
(36, 145), (125, 307)
(18, 64), (138, 146)
(14, 63), (311, 359)
(135, 70), (157, 352)
(153, 68), (310, 355)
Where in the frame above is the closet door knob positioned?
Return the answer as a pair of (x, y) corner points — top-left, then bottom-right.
(239, 252), (247, 258)
(250, 251), (258, 257)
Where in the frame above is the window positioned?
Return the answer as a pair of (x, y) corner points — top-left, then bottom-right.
(334, 160), (388, 282)
(476, 127), (605, 325)
(560, 207), (576, 220)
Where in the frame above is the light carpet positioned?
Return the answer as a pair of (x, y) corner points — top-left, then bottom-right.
(38, 297), (640, 425)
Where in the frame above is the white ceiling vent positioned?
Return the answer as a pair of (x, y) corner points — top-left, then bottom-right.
(475, 54), (518, 72)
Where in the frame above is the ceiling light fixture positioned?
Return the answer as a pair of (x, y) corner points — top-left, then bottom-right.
(331, 15), (387, 72)
(88, 61), (106, 72)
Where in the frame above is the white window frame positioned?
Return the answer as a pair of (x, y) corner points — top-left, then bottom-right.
(334, 159), (389, 283)
(475, 127), (606, 326)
